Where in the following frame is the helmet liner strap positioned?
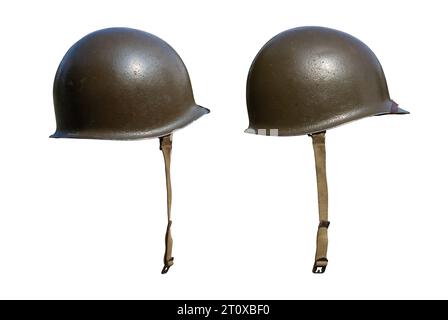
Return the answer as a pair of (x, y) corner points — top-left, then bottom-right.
(160, 134), (174, 274)
(310, 132), (329, 274)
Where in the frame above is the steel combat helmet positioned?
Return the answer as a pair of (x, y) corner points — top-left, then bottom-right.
(246, 26), (408, 273)
(51, 27), (209, 274)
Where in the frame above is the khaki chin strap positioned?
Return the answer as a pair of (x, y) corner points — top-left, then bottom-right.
(310, 131), (330, 274)
(160, 134), (174, 274)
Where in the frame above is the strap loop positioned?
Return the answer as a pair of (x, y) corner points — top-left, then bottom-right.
(160, 134), (174, 274)
(319, 221), (330, 229)
(311, 131), (329, 274)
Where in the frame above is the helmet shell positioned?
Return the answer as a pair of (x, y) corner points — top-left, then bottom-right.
(246, 26), (407, 136)
(52, 27), (209, 140)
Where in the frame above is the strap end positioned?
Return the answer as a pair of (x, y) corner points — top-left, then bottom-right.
(161, 258), (174, 274)
(312, 258), (328, 274)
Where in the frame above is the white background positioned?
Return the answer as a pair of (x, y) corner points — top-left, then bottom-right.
(0, 0), (445, 299)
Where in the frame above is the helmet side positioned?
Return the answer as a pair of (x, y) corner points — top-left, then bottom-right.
(52, 27), (208, 140)
(246, 26), (403, 136)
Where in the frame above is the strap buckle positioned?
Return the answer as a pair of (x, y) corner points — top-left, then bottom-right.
(319, 221), (330, 229)
(312, 258), (328, 274)
(161, 257), (174, 274)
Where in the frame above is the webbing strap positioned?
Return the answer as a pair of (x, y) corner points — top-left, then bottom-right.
(160, 134), (174, 274)
(311, 132), (330, 274)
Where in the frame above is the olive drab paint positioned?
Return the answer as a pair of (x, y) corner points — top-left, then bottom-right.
(52, 28), (209, 140)
(50, 25), (408, 276)
(246, 26), (408, 137)
(245, 26), (409, 273)
(51, 27), (210, 274)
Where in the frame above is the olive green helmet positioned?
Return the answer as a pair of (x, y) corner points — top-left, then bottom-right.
(52, 27), (209, 140)
(245, 26), (408, 273)
(51, 27), (210, 274)
(246, 26), (408, 136)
